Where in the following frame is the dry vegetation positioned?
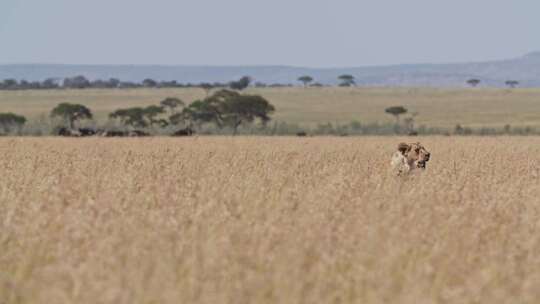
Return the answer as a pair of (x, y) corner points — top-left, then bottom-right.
(2, 137), (540, 303)
(1, 87), (540, 128)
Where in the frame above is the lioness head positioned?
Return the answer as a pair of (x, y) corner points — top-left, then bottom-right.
(397, 142), (431, 169)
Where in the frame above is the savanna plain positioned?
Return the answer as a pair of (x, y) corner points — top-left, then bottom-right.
(2, 87), (540, 128)
(2, 136), (540, 304)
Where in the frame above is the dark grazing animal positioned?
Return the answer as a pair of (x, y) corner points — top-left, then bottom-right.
(128, 130), (150, 137)
(56, 127), (81, 137)
(172, 127), (194, 136)
(79, 128), (97, 136)
(56, 127), (98, 137)
(100, 130), (128, 137)
(99, 130), (150, 137)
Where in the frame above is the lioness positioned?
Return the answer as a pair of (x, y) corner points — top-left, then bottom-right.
(391, 142), (431, 175)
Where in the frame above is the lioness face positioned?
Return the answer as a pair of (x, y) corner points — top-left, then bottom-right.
(398, 142), (431, 169)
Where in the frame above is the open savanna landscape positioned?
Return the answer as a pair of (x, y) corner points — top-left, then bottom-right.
(2, 136), (540, 303)
(2, 87), (540, 129)
(3, 0), (540, 303)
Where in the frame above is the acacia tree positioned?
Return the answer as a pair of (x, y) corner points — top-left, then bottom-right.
(1, 79), (18, 89)
(181, 89), (275, 135)
(229, 76), (251, 91)
(298, 76), (313, 87)
(338, 74), (355, 87)
(467, 79), (481, 87)
(0, 113), (26, 134)
(50, 103), (93, 128)
(110, 107), (148, 128)
(160, 97), (185, 115)
(63, 76), (90, 89)
(505, 80), (519, 88)
(184, 89), (240, 128)
(223, 94), (275, 135)
(42, 78), (60, 89)
(174, 99), (218, 128)
(143, 105), (167, 127)
(110, 105), (167, 128)
(142, 78), (158, 88)
(108, 78), (121, 88)
(169, 111), (189, 127)
(385, 106), (408, 124)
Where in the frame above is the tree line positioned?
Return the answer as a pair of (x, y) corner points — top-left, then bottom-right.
(0, 76), (257, 91)
(0, 89), (275, 136)
(4, 96), (539, 137)
(0, 74), (525, 90)
(106, 89), (274, 135)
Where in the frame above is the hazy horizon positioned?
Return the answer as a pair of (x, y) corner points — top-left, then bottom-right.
(1, 50), (539, 69)
(1, 0), (539, 67)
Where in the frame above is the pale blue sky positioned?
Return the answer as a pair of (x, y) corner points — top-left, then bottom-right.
(1, 0), (539, 67)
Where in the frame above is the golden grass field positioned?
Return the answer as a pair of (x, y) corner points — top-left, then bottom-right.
(2, 136), (540, 303)
(1, 87), (540, 128)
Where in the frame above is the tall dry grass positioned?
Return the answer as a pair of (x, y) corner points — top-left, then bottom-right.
(1, 137), (540, 303)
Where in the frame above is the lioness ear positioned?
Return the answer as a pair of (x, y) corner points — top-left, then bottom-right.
(397, 143), (409, 154)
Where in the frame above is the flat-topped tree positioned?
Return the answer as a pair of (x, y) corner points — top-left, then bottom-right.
(298, 76), (313, 87)
(108, 78), (120, 88)
(42, 78), (60, 89)
(142, 78), (157, 88)
(2, 79), (17, 89)
(181, 89), (275, 135)
(223, 94), (275, 135)
(178, 99), (218, 128)
(385, 106), (408, 124)
(338, 74), (355, 87)
(110, 108), (147, 128)
(467, 79), (481, 87)
(505, 80), (519, 88)
(0, 113), (26, 134)
(160, 97), (185, 114)
(63, 75), (90, 89)
(229, 76), (251, 91)
(50, 103), (93, 128)
(143, 105), (167, 127)
(110, 105), (167, 128)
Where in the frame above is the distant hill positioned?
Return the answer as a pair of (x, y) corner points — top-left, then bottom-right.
(1, 52), (540, 87)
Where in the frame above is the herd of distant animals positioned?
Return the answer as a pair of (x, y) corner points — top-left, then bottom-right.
(56, 127), (195, 137)
(57, 129), (341, 137)
(57, 129), (325, 137)
(58, 129), (420, 138)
